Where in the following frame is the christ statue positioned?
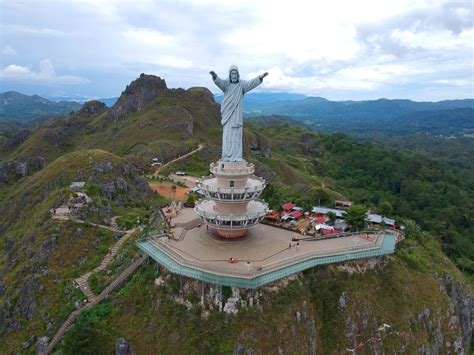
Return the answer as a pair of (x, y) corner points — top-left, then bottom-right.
(210, 65), (268, 162)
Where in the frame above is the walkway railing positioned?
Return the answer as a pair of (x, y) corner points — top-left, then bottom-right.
(141, 231), (387, 280)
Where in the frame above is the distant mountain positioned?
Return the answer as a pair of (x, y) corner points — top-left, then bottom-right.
(46, 95), (119, 107)
(244, 97), (474, 139)
(0, 91), (82, 121)
(214, 92), (306, 110)
(245, 97), (474, 120)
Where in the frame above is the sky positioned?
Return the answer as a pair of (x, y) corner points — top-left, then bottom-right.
(0, 0), (473, 101)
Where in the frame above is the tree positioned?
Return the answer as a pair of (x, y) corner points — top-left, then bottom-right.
(379, 200), (393, 216)
(185, 194), (195, 207)
(344, 205), (368, 231)
(311, 188), (331, 206)
(327, 211), (337, 226)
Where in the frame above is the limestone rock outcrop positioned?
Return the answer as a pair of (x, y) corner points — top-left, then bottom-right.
(108, 74), (168, 122)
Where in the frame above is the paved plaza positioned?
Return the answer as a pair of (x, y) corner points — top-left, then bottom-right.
(137, 208), (398, 288)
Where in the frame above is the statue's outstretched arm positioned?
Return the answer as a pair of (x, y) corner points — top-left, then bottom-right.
(243, 72), (268, 93)
(210, 71), (227, 92)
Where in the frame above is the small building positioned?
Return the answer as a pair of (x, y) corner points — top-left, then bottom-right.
(289, 210), (303, 220)
(282, 202), (295, 212)
(266, 210), (279, 221)
(367, 213), (396, 227)
(311, 206), (345, 218)
(334, 219), (348, 231)
(335, 200), (353, 209)
(321, 228), (342, 235)
(313, 215), (328, 225)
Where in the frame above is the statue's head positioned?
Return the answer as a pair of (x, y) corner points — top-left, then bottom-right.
(229, 65), (239, 83)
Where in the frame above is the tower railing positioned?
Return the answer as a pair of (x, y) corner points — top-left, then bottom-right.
(210, 162), (255, 175)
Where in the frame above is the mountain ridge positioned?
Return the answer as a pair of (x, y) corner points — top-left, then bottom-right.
(0, 91), (82, 121)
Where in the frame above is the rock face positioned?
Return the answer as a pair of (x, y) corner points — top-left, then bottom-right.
(7, 129), (31, 149)
(26, 156), (45, 173)
(18, 274), (37, 320)
(80, 100), (108, 115)
(244, 130), (271, 158)
(0, 160), (27, 183)
(108, 74), (168, 122)
(433, 273), (473, 353)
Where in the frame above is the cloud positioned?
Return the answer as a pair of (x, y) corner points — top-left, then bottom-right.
(2, 45), (17, 56)
(1, 59), (90, 85)
(0, 0), (472, 100)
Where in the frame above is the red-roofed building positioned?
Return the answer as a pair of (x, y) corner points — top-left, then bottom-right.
(266, 210), (279, 221)
(313, 215), (328, 225)
(290, 210), (302, 219)
(321, 228), (342, 235)
(282, 202), (295, 212)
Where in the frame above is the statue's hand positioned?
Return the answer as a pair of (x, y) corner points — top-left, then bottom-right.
(209, 71), (217, 80)
(259, 72), (269, 80)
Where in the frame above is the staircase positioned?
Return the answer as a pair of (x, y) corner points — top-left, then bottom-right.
(73, 229), (133, 302)
(40, 255), (148, 355)
(75, 272), (95, 301)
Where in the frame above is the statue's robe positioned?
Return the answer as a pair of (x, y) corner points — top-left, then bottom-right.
(213, 75), (262, 162)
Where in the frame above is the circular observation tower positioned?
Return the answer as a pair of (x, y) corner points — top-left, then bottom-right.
(195, 160), (268, 238)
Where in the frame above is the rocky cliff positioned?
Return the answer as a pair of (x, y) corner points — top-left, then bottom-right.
(108, 74), (168, 122)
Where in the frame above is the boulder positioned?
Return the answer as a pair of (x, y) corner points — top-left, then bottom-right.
(5, 236), (14, 252)
(36, 336), (49, 354)
(115, 337), (134, 355)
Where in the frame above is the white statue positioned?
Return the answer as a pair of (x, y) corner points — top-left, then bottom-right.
(210, 66), (268, 162)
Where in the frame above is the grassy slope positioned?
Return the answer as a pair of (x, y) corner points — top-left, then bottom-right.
(0, 149), (165, 353)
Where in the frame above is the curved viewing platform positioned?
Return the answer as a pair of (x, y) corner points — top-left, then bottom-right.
(210, 161), (255, 176)
(195, 199), (268, 229)
(199, 176), (265, 202)
(136, 220), (399, 289)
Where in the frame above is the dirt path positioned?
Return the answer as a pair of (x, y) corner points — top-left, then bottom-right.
(153, 143), (204, 176)
(148, 183), (189, 201)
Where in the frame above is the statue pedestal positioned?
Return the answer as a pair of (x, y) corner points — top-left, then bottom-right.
(195, 160), (268, 239)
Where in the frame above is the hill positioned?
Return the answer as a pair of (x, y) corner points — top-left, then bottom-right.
(2, 75), (223, 167)
(0, 91), (82, 121)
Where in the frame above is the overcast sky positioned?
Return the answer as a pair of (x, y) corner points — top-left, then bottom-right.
(0, 0), (472, 101)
